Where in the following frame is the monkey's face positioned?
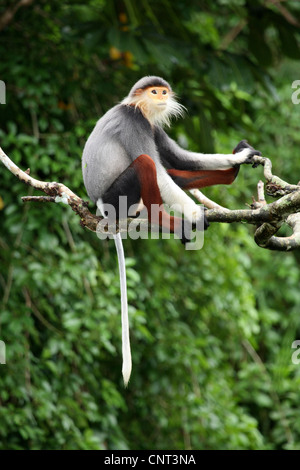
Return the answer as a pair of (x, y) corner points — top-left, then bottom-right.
(125, 83), (184, 126)
(145, 87), (170, 107)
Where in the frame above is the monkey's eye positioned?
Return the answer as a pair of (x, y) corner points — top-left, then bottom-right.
(162, 90), (167, 95)
(151, 89), (158, 95)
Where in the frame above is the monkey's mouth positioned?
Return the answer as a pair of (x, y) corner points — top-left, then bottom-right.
(157, 103), (167, 107)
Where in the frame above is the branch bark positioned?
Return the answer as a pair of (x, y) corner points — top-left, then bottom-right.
(0, 0), (35, 32)
(1, 146), (300, 250)
(0, 146), (101, 232)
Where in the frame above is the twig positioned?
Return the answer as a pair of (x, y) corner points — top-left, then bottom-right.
(0, 146), (101, 232)
(0, 0), (35, 32)
(219, 19), (248, 50)
(257, 180), (267, 205)
(22, 196), (56, 203)
(189, 188), (229, 211)
(23, 287), (63, 335)
(252, 155), (300, 195)
(265, 0), (300, 27)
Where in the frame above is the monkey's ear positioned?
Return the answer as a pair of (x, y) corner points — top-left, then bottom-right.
(134, 88), (144, 96)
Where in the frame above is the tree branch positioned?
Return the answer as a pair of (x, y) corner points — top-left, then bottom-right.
(265, 0), (300, 28)
(1, 146), (300, 250)
(219, 19), (248, 50)
(0, 0), (35, 32)
(0, 146), (101, 232)
(189, 188), (229, 211)
(253, 155), (300, 196)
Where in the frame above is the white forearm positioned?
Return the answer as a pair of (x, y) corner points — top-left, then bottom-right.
(171, 147), (252, 170)
(156, 130), (252, 170)
(182, 151), (237, 170)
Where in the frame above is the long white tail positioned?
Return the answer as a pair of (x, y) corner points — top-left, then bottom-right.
(97, 199), (132, 387)
(113, 232), (132, 386)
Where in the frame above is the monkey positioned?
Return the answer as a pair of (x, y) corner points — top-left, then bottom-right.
(82, 76), (261, 386)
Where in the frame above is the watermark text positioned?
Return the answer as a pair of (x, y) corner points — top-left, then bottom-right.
(0, 340), (6, 364)
(96, 197), (205, 250)
(291, 80), (300, 104)
(0, 80), (6, 104)
(291, 340), (300, 364)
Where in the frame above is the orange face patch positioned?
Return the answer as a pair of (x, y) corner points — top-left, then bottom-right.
(146, 86), (169, 103)
(134, 86), (170, 104)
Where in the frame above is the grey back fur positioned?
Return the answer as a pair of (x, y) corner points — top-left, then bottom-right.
(82, 104), (159, 203)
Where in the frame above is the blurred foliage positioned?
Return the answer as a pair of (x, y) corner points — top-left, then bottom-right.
(0, 0), (300, 450)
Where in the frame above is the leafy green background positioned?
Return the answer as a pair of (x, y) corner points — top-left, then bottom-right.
(1, 0), (300, 450)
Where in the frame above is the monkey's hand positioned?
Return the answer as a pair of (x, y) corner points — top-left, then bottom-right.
(180, 210), (209, 246)
(233, 140), (262, 168)
(201, 211), (210, 231)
